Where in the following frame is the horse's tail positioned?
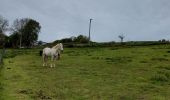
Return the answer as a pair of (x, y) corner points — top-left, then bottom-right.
(39, 50), (43, 56)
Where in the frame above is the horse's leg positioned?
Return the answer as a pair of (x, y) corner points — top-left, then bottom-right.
(44, 55), (48, 66)
(45, 56), (48, 66)
(51, 56), (54, 68)
(53, 55), (56, 67)
(43, 54), (45, 66)
(55, 54), (58, 60)
(58, 53), (60, 60)
(54, 56), (56, 67)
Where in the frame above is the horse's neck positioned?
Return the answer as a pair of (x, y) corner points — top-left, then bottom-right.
(53, 45), (61, 50)
(52, 46), (60, 52)
(52, 45), (58, 48)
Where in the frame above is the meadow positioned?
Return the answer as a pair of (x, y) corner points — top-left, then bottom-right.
(1, 45), (170, 100)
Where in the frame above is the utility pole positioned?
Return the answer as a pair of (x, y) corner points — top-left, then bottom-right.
(88, 19), (93, 44)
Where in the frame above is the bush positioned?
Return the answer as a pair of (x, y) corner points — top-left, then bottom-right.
(74, 35), (89, 43)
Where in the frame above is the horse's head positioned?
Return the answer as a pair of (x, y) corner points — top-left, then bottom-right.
(59, 43), (64, 52)
(52, 43), (64, 52)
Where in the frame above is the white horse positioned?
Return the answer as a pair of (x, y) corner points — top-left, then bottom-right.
(42, 43), (63, 67)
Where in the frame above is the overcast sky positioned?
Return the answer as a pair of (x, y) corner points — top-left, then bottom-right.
(0, 0), (170, 42)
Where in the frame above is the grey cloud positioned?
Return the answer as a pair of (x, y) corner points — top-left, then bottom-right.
(0, 0), (170, 42)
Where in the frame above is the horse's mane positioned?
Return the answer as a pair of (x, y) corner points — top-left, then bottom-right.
(52, 43), (61, 49)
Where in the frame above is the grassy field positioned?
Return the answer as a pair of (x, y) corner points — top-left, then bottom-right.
(1, 45), (170, 100)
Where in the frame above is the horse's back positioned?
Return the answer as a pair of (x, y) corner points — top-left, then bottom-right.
(43, 47), (51, 56)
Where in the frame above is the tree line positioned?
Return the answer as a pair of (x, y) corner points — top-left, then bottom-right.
(0, 15), (41, 48)
(0, 15), (90, 48)
(53, 35), (89, 44)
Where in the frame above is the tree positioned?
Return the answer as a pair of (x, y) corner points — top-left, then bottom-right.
(118, 34), (125, 43)
(11, 18), (41, 48)
(22, 19), (41, 47)
(11, 18), (28, 32)
(0, 15), (8, 47)
(0, 15), (8, 34)
(74, 35), (89, 43)
(8, 32), (20, 48)
(37, 41), (43, 45)
(11, 18), (29, 48)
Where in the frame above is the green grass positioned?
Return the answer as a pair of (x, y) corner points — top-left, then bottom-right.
(1, 45), (170, 100)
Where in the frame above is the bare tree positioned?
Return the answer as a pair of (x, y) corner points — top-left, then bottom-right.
(11, 18), (29, 48)
(118, 34), (125, 43)
(0, 15), (8, 34)
(0, 15), (8, 46)
(11, 18), (41, 48)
